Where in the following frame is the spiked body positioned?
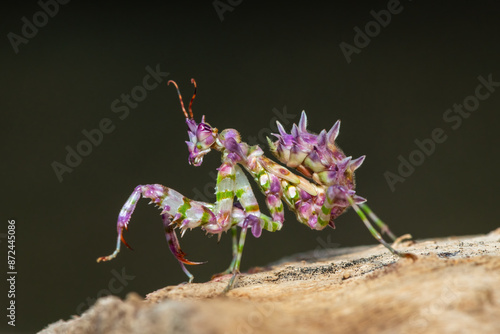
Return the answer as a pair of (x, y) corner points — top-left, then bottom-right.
(98, 79), (414, 292)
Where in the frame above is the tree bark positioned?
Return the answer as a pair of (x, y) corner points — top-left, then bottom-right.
(40, 229), (500, 334)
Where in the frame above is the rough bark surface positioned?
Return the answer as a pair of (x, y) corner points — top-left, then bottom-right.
(40, 230), (500, 334)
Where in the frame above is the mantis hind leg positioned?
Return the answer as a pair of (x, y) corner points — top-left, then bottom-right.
(358, 203), (397, 241)
(358, 204), (413, 245)
(347, 197), (417, 260)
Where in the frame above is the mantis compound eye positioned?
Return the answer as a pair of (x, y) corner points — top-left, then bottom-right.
(196, 123), (216, 146)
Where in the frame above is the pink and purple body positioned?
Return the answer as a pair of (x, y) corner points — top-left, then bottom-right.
(97, 79), (415, 291)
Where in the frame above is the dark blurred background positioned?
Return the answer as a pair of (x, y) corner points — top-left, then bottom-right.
(2, 1), (500, 332)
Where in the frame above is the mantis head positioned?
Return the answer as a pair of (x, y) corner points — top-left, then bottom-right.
(168, 79), (218, 166)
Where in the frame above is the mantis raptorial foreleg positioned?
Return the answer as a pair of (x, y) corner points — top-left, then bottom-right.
(98, 164), (280, 288)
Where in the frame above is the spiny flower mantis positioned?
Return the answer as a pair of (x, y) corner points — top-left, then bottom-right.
(98, 79), (415, 291)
